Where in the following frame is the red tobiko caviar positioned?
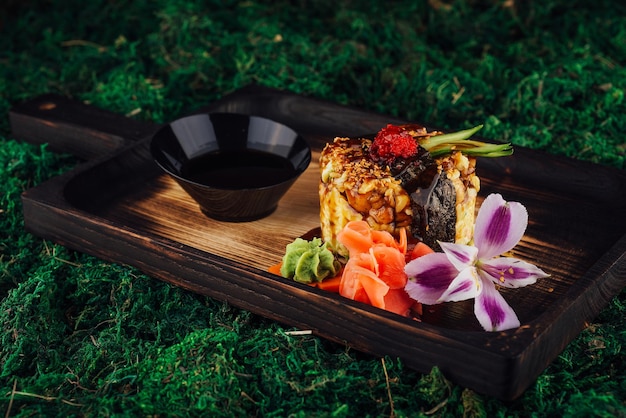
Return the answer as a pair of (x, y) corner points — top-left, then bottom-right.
(370, 124), (419, 165)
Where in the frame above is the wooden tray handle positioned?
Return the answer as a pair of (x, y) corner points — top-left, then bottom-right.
(9, 94), (157, 160)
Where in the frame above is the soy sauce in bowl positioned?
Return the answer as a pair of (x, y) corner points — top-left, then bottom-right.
(182, 150), (298, 190)
(151, 113), (311, 221)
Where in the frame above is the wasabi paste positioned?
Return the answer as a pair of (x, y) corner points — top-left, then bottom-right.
(280, 238), (341, 284)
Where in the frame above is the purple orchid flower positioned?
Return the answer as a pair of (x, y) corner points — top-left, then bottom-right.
(404, 193), (550, 331)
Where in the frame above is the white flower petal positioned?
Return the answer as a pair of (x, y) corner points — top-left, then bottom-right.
(474, 193), (528, 259)
(404, 253), (459, 305)
(439, 241), (478, 271)
(438, 267), (481, 303)
(479, 257), (550, 288)
(474, 279), (521, 331)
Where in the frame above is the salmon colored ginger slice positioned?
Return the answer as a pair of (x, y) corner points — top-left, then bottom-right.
(337, 221), (413, 316)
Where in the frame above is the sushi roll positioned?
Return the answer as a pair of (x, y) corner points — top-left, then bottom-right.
(319, 123), (511, 256)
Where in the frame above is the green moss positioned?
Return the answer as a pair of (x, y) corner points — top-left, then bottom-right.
(1, 0), (626, 416)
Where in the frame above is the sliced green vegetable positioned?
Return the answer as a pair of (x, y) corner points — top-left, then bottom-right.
(420, 125), (513, 158)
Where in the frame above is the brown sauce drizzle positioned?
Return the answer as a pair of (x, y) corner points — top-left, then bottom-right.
(392, 150), (455, 248)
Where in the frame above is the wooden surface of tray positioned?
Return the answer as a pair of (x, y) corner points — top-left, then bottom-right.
(12, 85), (626, 400)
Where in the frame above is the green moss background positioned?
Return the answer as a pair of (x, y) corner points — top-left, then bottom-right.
(1, 0), (626, 416)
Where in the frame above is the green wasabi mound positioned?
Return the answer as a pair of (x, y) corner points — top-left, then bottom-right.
(280, 238), (341, 284)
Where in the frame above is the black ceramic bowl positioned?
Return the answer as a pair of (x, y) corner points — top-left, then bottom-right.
(150, 113), (311, 221)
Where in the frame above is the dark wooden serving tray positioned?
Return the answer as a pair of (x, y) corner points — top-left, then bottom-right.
(11, 85), (626, 400)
